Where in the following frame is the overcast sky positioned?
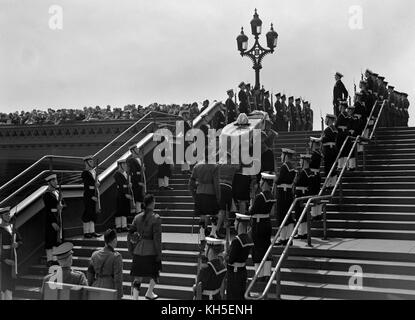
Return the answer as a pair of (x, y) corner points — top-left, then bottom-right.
(1, 0), (414, 129)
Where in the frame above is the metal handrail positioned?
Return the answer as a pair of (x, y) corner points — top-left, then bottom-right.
(0, 155), (85, 195)
(0, 170), (83, 208)
(92, 111), (182, 160)
(245, 98), (386, 300)
(370, 101), (386, 140)
(99, 122), (154, 168)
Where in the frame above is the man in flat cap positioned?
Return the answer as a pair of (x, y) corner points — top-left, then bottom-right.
(333, 72), (349, 117)
(43, 173), (64, 267)
(41, 242), (88, 299)
(127, 145), (146, 214)
(81, 156), (101, 239)
(225, 89), (238, 124)
(0, 207), (22, 300)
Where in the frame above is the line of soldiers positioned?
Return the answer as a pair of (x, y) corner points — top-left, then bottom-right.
(189, 138), (326, 300)
(363, 70), (410, 127)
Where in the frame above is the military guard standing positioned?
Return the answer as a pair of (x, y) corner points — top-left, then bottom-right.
(127, 144), (146, 213)
(238, 82), (249, 115)
(41, 242), (88, 299)
(336, 101), (350, 169)
(288, 97), (297, 132)
(193, 237), (227, 300)
(333, 72), (349, 117)
(304, 101), (314, 131)
(322, 115), (338, 188)
(113, 159), (132, 233)
(43, 173), (64, 267)
(309, 137), (324, 220)
(0, 207), (22, 300)
(281, 95), (289, 131)
(87, 229), (124, 300)
(263, 91), (274, 119)
(275, 149), (297, 246)
(295, 98), (303, 131)
(249, 172), (275, 280)
(226, 213), (253, 300)
(81, 156), (101, 239)
(274, 93), (285, 132)
(294, 154), (312, 240)
(260, 117), (278, 174)
(225, 89), (238, 124)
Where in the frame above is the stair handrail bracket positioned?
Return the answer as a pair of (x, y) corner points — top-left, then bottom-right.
(245, 99), (386, 300)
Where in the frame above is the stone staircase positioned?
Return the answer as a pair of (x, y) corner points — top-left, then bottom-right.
(14, 127), (415, 300)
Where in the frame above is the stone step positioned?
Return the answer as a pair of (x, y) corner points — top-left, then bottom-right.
(332, 196), (415, 205)
(327, 204), (415, 213)
(312, 228), (415, 241)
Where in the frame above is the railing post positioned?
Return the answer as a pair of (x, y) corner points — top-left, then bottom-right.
(307, 206), (312, 247)
(49, 156), (53, 172)
(323, 203), (327, 240)
(275, 270), (281, 300)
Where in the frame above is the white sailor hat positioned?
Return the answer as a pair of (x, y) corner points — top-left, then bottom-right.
(310, 137), (322, 143)
(300, 154), (312, 160)
(205, 237), (225, 247)
(117, 159), (127, 165)
(281, 148), (296, 155)
(45, 174), (57, 182)
(261, 172), (276, 181)
(0, 207), (11, 215)
(326, 114), (337, 120)
(83, 155), (94, 162)
(235, 213), (251, 221)
(52, 242), (74, 260)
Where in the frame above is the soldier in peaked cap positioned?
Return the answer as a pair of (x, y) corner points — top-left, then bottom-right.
(322, 115), (338, 188)
(295, 98), (304, 131)
(194, 237), (227, 300)
(226, 213), (253, 300)
(309, 138), (324, 221)
(274, 93), (285, 132)
(41, 242), (88, 299)
(248, 172), (276, 281)
(281, 95), (290, 132)
(0, 207), (22, 300)
(333, 72), (349, 117)
(345, 105), (358, 171)
(113, 159), (132, 233)
(43, 173), (64, 267)
(263, 91), (274, 118)
(226, 89), (238, 124)
(288, 96), (297, 132)
(304, 101), (314, 131)
(127, 144), (146, 214)
(81, 156), (101, 239)
(293, 154), (313, 240)
(275, 149), (297, 246)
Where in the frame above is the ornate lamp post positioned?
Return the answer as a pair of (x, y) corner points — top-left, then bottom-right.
(236, 9), (278, 90)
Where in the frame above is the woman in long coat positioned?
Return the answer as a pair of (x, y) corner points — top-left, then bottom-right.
(128, 194), (162, 300)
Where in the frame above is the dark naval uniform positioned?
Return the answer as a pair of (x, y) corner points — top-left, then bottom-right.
(238, 90), (249, 115)
(113, 170), (132, 218)
(226, 97), (238, 124)
(309, 150), (323, 196)
(226, 233), (253, 300)
(333, 80), (349, 116)
(43, 188), (63, 250)
(264, 98), (274, 118)
(294, 168), (312, 222)
(81, 169), (98, 223)
(197, 258), (227, 300)
(275, 100), (286, 132)
(275, 163), (297, 226)
(0, 223), (21, 293)
(322, 125), (338, 178)
(249, 191), (275, 265)
(127, 156), (145, 203)
(336, 111), (350, 158)
(288, 102), (297, 131)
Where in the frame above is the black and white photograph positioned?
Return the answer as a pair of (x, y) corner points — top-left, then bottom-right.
(1, 0), (415, 311)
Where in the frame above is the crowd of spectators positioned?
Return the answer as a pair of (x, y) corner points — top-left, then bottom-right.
(0, 102), (205, 126)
